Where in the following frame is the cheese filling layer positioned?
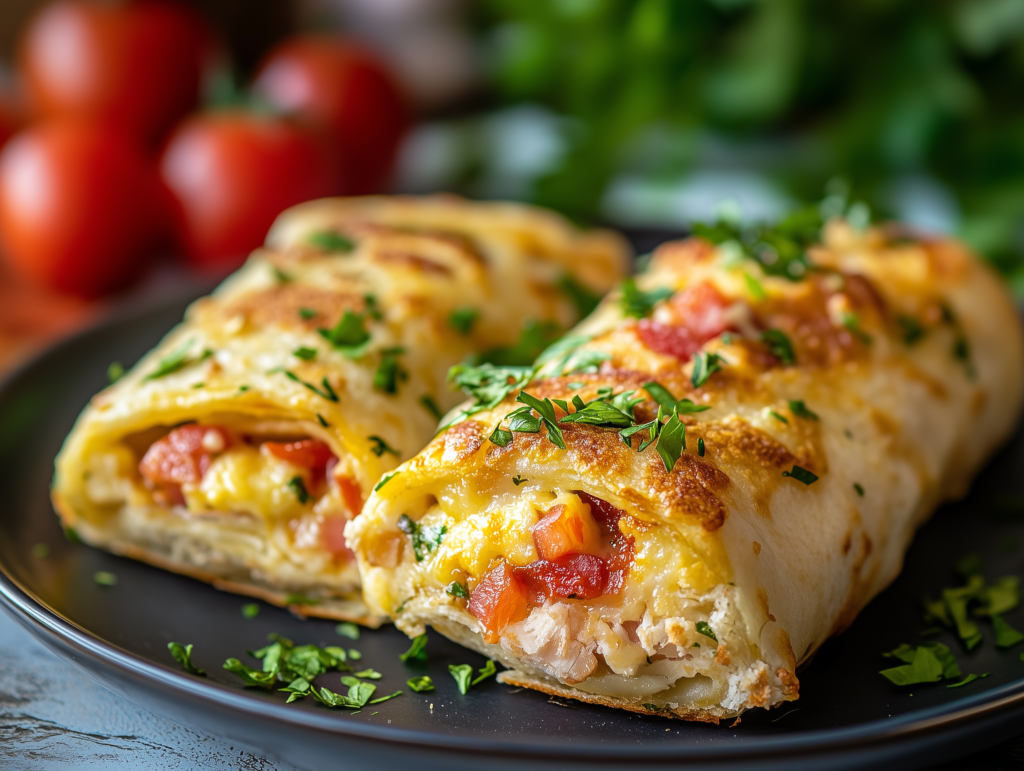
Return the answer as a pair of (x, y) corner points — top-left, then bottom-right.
(375, 486), (789, 711)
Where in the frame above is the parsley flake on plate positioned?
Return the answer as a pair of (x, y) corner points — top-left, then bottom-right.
(400, 634), (428, 664)
(107, 361), (125, 384)
(242, 603), (260, 618)
(94, 570), (117, 586)
(449, 660), (497, 694)
(408, 676), (434, 693)
(336, 622), (360, 640)
(168, 642), (205, 676)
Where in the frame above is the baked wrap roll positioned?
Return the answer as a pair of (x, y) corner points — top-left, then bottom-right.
(347, 214), (1024, 714)
(52, 195), (628, 624)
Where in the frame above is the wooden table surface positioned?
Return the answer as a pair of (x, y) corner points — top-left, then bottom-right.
(1, 604), (1022, 770)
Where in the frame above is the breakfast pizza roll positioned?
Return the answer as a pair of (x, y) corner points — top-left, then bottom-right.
(52, 195), (629, 624)
(347, 212), (1024, 715)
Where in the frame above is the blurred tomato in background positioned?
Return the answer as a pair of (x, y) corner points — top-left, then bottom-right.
(19, 0), (212, 145)
(0, 119), (167, 297)
(253, 36), (408, 195)
(160, 111), (341, 271)
(0, 0), (413, 314)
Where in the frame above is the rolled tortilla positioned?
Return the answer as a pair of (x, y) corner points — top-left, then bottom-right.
(347, 216), (1024, 714)
(52, 195), (629, 624)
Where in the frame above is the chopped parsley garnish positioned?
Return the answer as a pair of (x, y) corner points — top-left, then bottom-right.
(698, 438), (705, 457)
(420, 394), (443, 421)
(448, 307), (479, 334)
(947, 673), (986, 688)
(317, 414), (330, 427)
(191, 383), (205, 389)
(144, 338), (211, 381)
(374, 471), (398, 492)
(535, 335), (611, 377)
(287, 476), (311, 504)
(272, 266), (293, 283)
(769, 409), (789, 425)
(32, 543), (49, 558)
(691, 351), (727, 388)
(880, 643), (956, 686)
(307, 230), (355, 253)
(400, 633), (428, 664)
(370, 691), (403, 704)
(318, 310), (372, 357)
(782, 465), (819, 485)
(992, 615), (1024, 648)
(760, 329), (795, 365)
(559, 397), (636, 428)
(512, 475), (528, 486)
(293, 346), (317, 361)
(107, 361), (125, 384)
(619, 278), (674, 318)
(354, 668), (382, 680)
(397, 515), (447, 562)
(407, 676), (434, 693)
(374, 347), (408, 394)
(368, 435), (400, 457)
(275, 369), (339, 402)
(488, 423), (513, 447)
(447, 581), (469, 598)
(336, 622), (360, 640)
(642, 381), (710, 414)
(168, 642), (205, 676)
(449, 660), (497, 694)
(512, 392), (566, 449)
(237, 385), (250, 393)
(94, 571), (117, 586)
(655, 411), (687, 473)
(743, 272), (766, 301)
(558, 272), (602, 317)
(446, 363), (533, 426)
(897, 315), (924, 345)
(692, 206), (823, 280)
(853, 482), (865, 497)
(299, 308), (318, 320)
(64, 526), (81, 544)
(223, 633), (356, 701)
(242, 603), (260, 618)
(788, 400), (819, 420)
(840, 311), (872, 345)
(696, 621), (717, 642)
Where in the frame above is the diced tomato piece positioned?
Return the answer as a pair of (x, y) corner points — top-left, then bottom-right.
(263, 439), (335, 474)
(336, 475), (364, 516)
(533, 502), (600, 561)
(321, 516), (353, 558)
(139, 424), (231, 485)
(637, 319), (702, 361)
(638, 282), (732, 362)
(575, 491), (635, 595)
(517, 554), (608, 601)
(468, 561), (531, 644)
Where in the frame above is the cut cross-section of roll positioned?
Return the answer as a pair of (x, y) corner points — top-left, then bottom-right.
(51, 195), (629, 624)
(347, 214), (1024, 715)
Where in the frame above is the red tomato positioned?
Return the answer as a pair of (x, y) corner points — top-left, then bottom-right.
(467, 561), (530, 644)
(160, 111), (341, 271)
(0, 120), (167, 297)
(263, 439), (335, 474)
(253, 36), (409, 194)
(19, 0), (212, 144)
(139, 425), (232, 486)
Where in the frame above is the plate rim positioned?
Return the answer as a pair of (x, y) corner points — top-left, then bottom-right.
(3, 296), (1024, 764)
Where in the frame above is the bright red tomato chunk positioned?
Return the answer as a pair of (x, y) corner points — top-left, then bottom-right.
(518, 554), (608, 601)
(637, 282), (732, 362)
(468, 561), (531, 644)
(262, 439), (335, 474)
(139, 424), (231, 485)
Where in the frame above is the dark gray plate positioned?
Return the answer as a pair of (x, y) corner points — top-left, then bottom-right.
(2, 293), (1024, 771)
